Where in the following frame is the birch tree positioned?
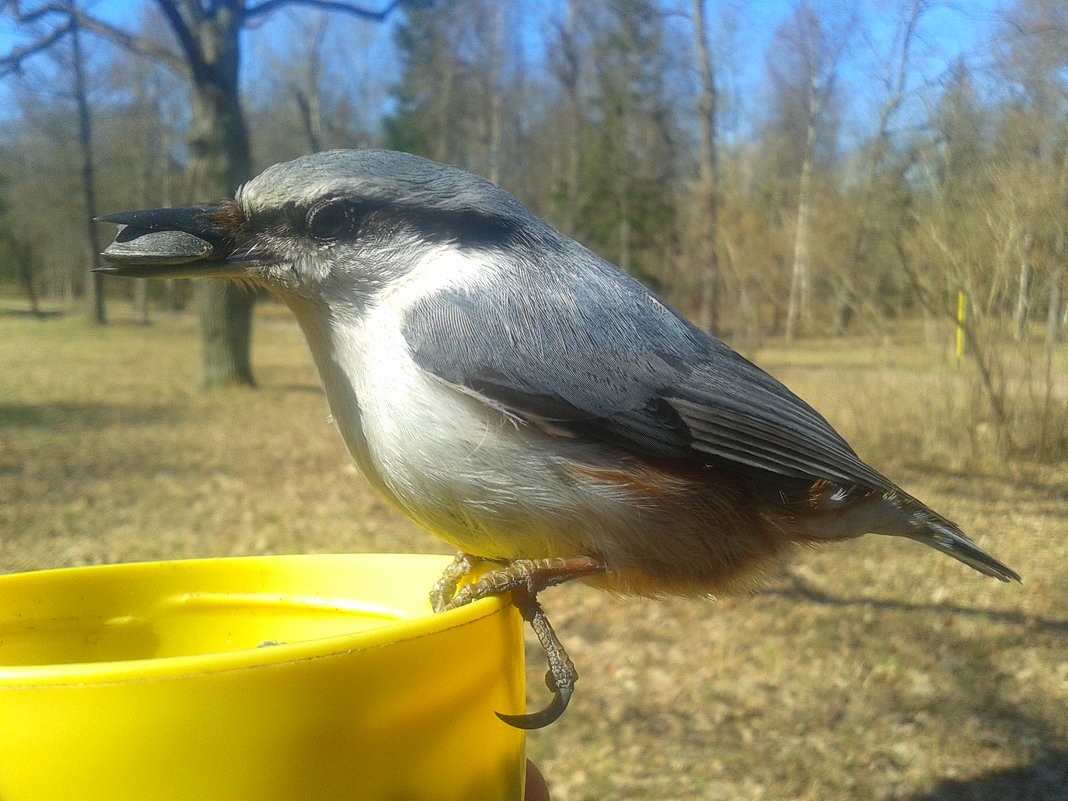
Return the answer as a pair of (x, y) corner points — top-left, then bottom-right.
(766, 1), (852, 341)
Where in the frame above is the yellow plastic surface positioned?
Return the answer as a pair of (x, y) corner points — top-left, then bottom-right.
(0, 553), (526, 801)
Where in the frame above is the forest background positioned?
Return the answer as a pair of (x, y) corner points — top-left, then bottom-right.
(2, 0), (1067, 457)
(1, 2), (1066, 799)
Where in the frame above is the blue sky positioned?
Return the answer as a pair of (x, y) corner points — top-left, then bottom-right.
(1, 0), (1007, 130)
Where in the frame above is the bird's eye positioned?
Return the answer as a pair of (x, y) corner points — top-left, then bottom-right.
(306, 201), (350, 241)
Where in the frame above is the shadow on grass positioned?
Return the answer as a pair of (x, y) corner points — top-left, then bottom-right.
(771, 574), (1068, 801)
(273, 383), (326, 394)
(901, 751), (1068, 801)
(764, 574), (1068, 634)
(0, 401), (184, 430)
(0, 308), (64, 319)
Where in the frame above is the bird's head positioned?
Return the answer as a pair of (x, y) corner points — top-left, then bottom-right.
(98, 149), (538, 309)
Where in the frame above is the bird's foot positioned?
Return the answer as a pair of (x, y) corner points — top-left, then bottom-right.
(437, 555), (607, 612)
(430, 551), (482, 613)
(430, 554), (608, 729)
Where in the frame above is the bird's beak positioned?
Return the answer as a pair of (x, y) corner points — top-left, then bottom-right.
(95, 206), (251, 279)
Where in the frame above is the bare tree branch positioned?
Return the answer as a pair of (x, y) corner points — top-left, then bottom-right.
(74, 6), (184, 71)
(4, 0), (401, 83)
(0, 18), (72, 75)
(151, 0), (204, 78)
(245, 0), (401, 22)
(6, 0), (66, 25)
(3, 2), (185, 74)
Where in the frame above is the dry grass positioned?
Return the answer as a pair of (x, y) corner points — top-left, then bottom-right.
(2, 300), (1065, 801)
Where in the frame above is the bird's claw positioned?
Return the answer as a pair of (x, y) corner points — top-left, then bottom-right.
(430, 554), (607, 729)
(497, 589), (578, 729)
(496, 673), (572, 729)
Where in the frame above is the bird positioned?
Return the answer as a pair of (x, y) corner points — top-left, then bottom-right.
(97, 148), (1020, 729)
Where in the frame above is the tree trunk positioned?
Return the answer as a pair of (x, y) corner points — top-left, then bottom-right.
(13, 239), (43, 318)
(1048, 269), (1063, 345)
(785, 150), (813, 341)
(785, 72), (820, 343)
(135, 279), (150, 325)
(431, 41), (455, 164)
(70, 15), (106, 325)
(551, 1), (583, 236)
(182, 0), (256, 388)
(1013, 257), (1031, 343)
(190, 97), (256, 387)
(691, 0), (720, 335)
(1049, 234), (1066, 345)
(295, 88), (323, 153)
(291, 12), (327, 153)
(479, 1), (504, 185)
(833, 282), (854, 334)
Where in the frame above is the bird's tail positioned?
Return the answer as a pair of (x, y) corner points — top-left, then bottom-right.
(877, 486), (1021, 582)
(897, 513), (1021, 583)
(801, 482), (1021, 583)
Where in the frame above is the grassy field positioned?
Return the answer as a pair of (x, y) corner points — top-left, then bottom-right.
(2, 300), (1065, 801)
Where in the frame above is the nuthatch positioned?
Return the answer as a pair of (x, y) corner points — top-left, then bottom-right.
(98, 149), (1019, 729)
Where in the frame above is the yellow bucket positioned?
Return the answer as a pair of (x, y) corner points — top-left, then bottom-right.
(0, 553), (526, 801)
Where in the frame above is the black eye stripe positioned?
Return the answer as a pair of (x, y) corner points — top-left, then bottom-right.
(254, 198), (524, 249)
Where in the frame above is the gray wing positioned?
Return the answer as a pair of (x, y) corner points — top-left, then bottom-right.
(403, 256), (893, 492)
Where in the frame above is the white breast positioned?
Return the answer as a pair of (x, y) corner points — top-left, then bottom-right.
(286, 246), (571, 557)
(343, 245), (501, 490)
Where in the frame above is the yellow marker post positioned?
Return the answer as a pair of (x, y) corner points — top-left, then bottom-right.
(956, 290), (968, 362)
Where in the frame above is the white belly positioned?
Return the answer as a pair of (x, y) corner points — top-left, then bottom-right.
(283, 249), (611, 561)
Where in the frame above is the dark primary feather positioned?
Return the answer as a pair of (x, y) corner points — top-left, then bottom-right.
(403, 237), (893, 494)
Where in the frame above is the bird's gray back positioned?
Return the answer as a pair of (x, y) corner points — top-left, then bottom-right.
(402, 238), (893, 492)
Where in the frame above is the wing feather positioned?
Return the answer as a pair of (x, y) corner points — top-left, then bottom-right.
(402, 247), (892, 492)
